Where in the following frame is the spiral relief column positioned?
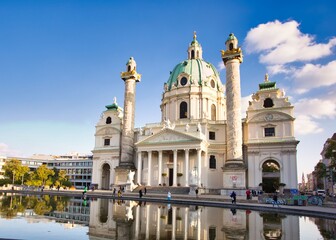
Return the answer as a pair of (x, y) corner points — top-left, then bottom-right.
(221, 33), (246, 190)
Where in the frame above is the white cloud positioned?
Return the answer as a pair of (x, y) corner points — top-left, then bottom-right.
(0, 143), (20, 157)
(266, 64), (295, 75)
(295, 97), (336, 119)
(241, 95), (252, 118)
(293, 61), (336, 94)
(295, 115), (323, 135)
(217, 61), (225, 71)
(245, 20), (336, 65)
(294, 96), (336, 135)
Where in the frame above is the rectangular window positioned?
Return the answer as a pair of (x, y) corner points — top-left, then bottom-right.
(265, 127), (275, 137)
(209, 131), (216, 140)
(104, 138), (110, 146)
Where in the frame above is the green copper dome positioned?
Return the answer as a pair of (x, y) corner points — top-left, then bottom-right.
(166, 59), (221, 91)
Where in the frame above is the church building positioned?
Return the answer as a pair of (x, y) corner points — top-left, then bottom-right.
(91, 33), (299, 194)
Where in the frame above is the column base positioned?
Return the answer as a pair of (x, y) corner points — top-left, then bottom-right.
(115, 166), (136, 187)
(222, 161), (246, 189)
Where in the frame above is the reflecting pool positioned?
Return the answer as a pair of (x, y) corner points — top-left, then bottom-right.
(0, 194), (335, 239)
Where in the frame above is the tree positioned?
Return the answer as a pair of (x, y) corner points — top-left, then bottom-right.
(35, 165), (55, 186)
(314, 162), (327, 189)
(324, 139), (336, 167)
(2, 159), (28, 184)
(52, 168), (70, 188)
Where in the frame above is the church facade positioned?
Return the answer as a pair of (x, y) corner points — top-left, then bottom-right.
(91, 33), (299, 194)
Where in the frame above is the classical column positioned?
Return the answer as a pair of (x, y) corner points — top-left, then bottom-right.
(172, 206), (177, 240)
(197, 149), (202, 186)
(184, 149), (189, 187)
(148, 151), (152, 186)
(184, 207), (189, 240)
(146, 205), (150, 239)
(173, 150), (178, 186)
(221, 33), (244, 166)
(119, 57), (141, 168)
(135, 205), (140, 239)
(137, 151), (142, 185)
(158, 150), (163, 185)
(197, 208), (201, 240)
(156, 207), (161, 240)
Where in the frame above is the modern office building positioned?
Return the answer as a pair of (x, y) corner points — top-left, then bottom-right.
(7, 153), (93, 189)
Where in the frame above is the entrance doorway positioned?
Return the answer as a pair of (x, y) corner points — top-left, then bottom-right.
(101, 164), (110, 190)
(169, 168), (173, 186)
(262, 160), (280, 193)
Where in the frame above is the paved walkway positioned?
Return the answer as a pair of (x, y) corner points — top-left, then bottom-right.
(2, 189), (336, 219)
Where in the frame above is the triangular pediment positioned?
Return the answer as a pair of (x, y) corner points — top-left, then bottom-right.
(247, 111), (294, 123)
(135, 128), (202, 146)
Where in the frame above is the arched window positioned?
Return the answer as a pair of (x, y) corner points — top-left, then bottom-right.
(106, 117), (112, 124)
(262, 160), (280, 193)
(211, 104), (216, 120)
(128, 65), (131, 72)
(209, 155), (216, 169)
(180, 101), (188, 119)
(191, 50), (195, 59)
(229, 43), (233, 50)
(197, 51), (199, 58)
(263, 98), (274, 108)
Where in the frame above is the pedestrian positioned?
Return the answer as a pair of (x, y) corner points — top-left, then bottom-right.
(195, 188), (199, 198)
(272, 193), (280, 207)
(139, 189), (143, 198)
(144, 187), (147, 195)
(57, 185), (60, 191)
(83, 186), (87, 195)
(230, 191), (236, 204)
(246, 189), (251, 200)
(113, 188), (116, 197)
(167, 191), (171, 200)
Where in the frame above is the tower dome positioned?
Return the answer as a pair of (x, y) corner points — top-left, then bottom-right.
(161, 33), (226, 122)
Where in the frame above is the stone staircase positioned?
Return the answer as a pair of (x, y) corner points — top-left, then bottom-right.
(133, 186), (190, 195)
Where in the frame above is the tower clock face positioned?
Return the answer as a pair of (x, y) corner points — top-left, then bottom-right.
(180, 77), (188, 86)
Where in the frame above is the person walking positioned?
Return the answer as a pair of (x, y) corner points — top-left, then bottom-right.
(246, 189), (251, 200)
(139, 189), (143, 198)
(144, 187), (147, 195)
(230, 191), (236, 204)
(273, 193), (280, 207)
(167, 191), (171, 200)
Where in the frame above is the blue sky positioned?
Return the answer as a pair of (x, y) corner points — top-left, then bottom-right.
(0, 1), (335, 181)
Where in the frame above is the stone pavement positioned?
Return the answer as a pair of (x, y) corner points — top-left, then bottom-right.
(2, 189), (336, 220)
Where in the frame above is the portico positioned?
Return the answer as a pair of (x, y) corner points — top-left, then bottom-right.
(135, 128), (206, 187)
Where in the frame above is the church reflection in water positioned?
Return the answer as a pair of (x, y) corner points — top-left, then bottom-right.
(88, 198), (299, 239)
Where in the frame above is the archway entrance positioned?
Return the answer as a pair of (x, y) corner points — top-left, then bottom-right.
(101, 164), (110, 190)
(262, 160), (280, 193)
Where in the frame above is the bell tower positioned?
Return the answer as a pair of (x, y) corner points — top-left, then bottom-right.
(221, 33), (246, 191)
(115, 57), (141, 185)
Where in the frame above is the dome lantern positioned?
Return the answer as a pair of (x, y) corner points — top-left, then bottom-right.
(188, 31), (203, 60)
